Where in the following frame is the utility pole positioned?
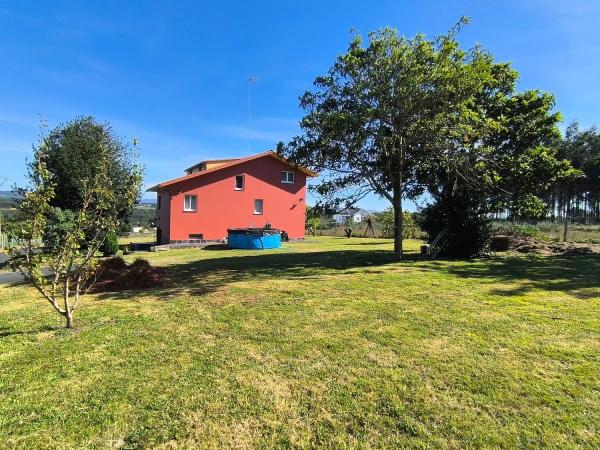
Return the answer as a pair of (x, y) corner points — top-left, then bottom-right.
(247, 76), (257, 153)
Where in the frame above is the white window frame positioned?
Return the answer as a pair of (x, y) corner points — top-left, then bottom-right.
(235, 174), (245, 191)
(184, 194), (197, 212)
(281, 171), (295, 184)
(254, 198), (264, 215)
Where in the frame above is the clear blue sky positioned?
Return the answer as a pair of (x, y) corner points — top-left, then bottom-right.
(1, 1), (599, 210)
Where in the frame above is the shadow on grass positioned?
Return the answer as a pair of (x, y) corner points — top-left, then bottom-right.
(94, 246), (600, 302)
(0, 324), (58, 339)
(343, 241), (393, 246)
(440, 254), (600, 300)
(202, 244), (230, 251)
(94, 249), (417, 300)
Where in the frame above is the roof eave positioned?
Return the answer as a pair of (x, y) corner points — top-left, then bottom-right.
(147, 150), (318, 191)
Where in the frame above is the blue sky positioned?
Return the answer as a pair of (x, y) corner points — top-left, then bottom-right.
(1, 1), (599, 210)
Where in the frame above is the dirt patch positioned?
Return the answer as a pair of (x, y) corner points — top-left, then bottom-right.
(91, 257), (168, 292)
(499, 233), (600, 256)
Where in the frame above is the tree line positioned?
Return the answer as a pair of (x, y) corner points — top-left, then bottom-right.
(548, 123), (600, 224)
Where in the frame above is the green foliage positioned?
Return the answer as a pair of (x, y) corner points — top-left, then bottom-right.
(41, 207), (76, 252)
(494, 223), (545, 241)
(414, 46), (577, 251)
(308, 217), (321, 236)
(379, 209), (416, 239)
(343, 217), (354, 238)
(101, 231), (120, 256)
(8, 121), (142, 328)
(465, 84), (578, 221)
(419, 181), (492, 258)
(550, 123), (600, 228)
(43, 116), (142, 228)
(128, 206), (156, 229)
(281, 18), (507, 258)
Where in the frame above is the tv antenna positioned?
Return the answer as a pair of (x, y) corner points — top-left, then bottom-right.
(247, 76), (257, 153)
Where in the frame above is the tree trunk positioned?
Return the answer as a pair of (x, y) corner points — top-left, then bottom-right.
(393, 187), (403, 260)
(563, 193), (571, 242)
(65, 311), (74, 329)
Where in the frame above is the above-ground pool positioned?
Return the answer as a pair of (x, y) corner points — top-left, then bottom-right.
(227, 228), (281, 249)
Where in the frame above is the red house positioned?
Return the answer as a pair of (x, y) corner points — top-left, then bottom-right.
(148, 151), (317, 244)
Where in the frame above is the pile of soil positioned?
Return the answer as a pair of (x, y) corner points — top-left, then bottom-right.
(91, 257), (167, 292)
(494, 233), (600, 256)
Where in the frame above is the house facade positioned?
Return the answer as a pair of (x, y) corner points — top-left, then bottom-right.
(333, 208), (374, 225)
(149, 151), (317, 244)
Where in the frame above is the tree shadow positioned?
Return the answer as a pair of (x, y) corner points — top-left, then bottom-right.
(441, 254), (600, 299)
(0, 324), (58, 339)
(92, 248), (600, 302)
(93, 249), (423, 300)
(202, 244), (230, 251)
(343, 241), (393, 246)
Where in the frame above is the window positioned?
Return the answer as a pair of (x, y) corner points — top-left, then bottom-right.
(157, 194), (161, 210)
(184, 194), (197, 212)
(189, 233), (203, 240)
(281, 171), (295, 184)
(254, 199), (263, 215)
(235, 175), (245, 190)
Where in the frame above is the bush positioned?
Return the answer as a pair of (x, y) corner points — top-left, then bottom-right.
(419, 188), (491, 259)
(101, 231), (119, 256)
(494, 224), (545, 241)
(379, 208), (417, 239)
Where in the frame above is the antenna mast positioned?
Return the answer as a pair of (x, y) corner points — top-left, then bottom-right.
(247, 76), (257, 153)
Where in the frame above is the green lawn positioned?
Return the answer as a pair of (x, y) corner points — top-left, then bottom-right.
(1, 237), (599, 448)
(118, 233), (156, 245)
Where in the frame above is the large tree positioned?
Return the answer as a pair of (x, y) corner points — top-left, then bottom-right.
(419, 81), (577, 256)
(481, 90), (572, 221)
(280, 19), (508, 258)
(43, 116), (141, 231)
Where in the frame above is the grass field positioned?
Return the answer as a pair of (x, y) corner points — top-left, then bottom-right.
(1, 237), (599, 448)
(542, 223), (600, 244)
(118, 233), (156, 245)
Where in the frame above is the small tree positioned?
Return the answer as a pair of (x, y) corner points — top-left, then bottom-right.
(308, 217), (321, 236)
(8, 129), (141, 328)
(344, 217), (354, 238)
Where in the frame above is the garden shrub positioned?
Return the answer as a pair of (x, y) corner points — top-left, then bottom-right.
(379, 208), (417, 239)
(494, 224), (545, 241)
(101, 231), (119, 256)
(419, 188), (491, 258)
